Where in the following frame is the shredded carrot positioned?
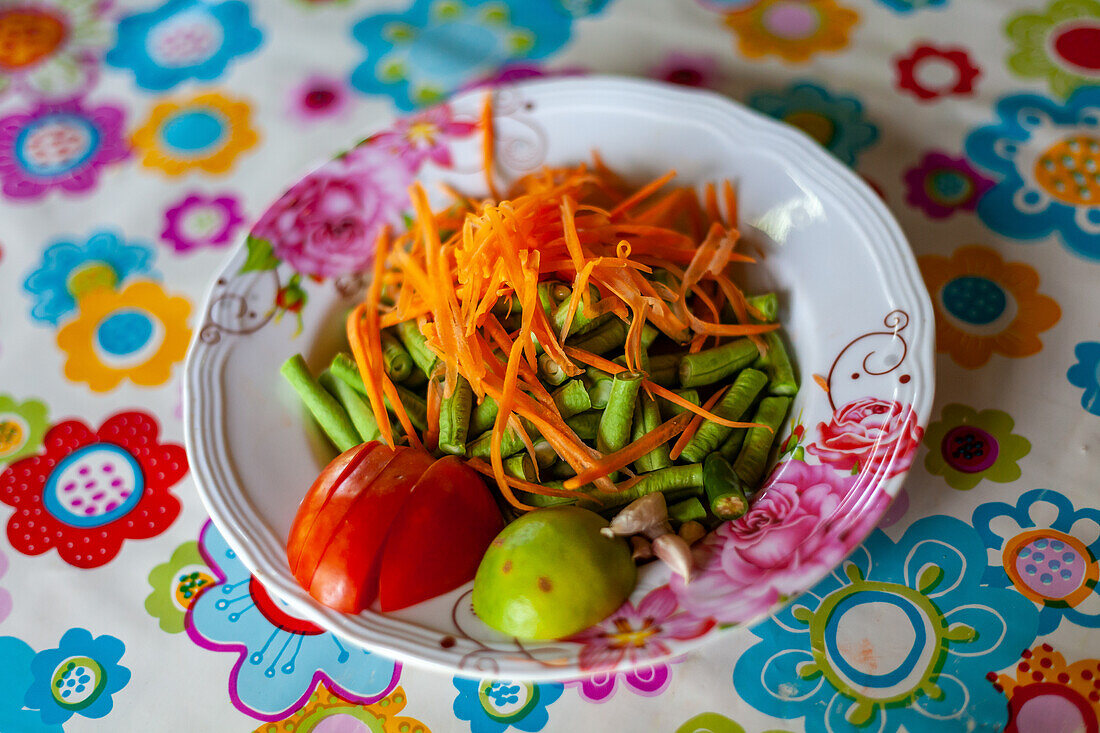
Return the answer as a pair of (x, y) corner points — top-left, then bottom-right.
(669, 387), (728, 460)
(465, 459), (592, 500)
(339, 93), (786, 506)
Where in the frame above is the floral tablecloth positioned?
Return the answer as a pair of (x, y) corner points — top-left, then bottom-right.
(1, 0), (1099, 731)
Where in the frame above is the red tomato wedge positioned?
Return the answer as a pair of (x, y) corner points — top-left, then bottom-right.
(287, 441), (376, 575)
(290, 443), (404, 587)
(307, 447), (436, 613)
(377, 456), (504, 612)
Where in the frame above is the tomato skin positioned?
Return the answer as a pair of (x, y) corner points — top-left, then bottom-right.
(377, 456), (504, 612)
(290, 443), (404, 587)
(286, 442), (376, 575)
(307, 448), (436, 613)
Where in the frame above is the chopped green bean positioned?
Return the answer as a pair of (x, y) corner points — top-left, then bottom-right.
(587, 378), (614, 410)
(632, 393), (671, 473)
(718, 427), (747, 462)
(553, 287), (606, 338)
(379, 330), (413, 382)
(551, 283), (572, 303)
(669, 496), (707, 524)
(565, 411), (601, 441)
(390, 384), (429, 432)
(679, 338), (759, 388)
(469, 395), (499, 436)
(394, 319), (438, 377)
(704, 453), (749, 520)
(330, 352), (368, 395)
(680, 368), (768, 463)
(746, 293), (779, 323)
(754, 331), (798, 396)
(438, 376), (474, 456)
(504, 454), (537, 481)
(552, 379), (592, 418)
(531, 440), (557, 469)
(597, 371), (642, 454)
(280, 354), (360, 452)
(646, 353), (681, 387)
(319, 370), (382, 443)
(515, 490), (575, 508)
(567, 317), (627, 355)
(468, 425), (526, 460)
(641, 323), (660, 350)
(733, 396), (792, 487)
(659, 388), (699, 420)
(537, 352), (570, 386)
(580, 463), (704, 510)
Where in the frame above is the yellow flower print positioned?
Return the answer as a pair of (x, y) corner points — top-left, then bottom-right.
(131, 92), (259, 176)
(57, 281), (192, 392)
(918, 245), (1061, 369)
(724, 0), (859, 64)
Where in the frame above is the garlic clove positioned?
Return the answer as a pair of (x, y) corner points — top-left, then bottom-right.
(678, 520), (706, 546)
(652, 533), (694, 581)
(630, 535), (653, 561)
(607, 493), (668, 537)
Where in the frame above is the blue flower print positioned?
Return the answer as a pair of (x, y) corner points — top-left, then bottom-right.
(185, 521), (399, 720)
(22, 628), (130, 726)
(0, 637), (63, 733)
(1068, 341), (1100, 416)
(747, 81), (879, 166)
(106, 0), (263, 91)
(965, 86), (1100, 261)
(875, 0), (948, 12)
(351, 0), (609, 111)
(733, 516), (1039, 733)
(973, 488), (1100, 635)
(23, 229), (156, 326)
(453, 677), (564, 733)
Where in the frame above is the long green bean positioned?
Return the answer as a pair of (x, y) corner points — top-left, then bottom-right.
(718, 427), (747, 462)
(632, 393), (671, 473)
(597, 371), (642, 454)
(280, 355), (359, 452)
(553, 286), (606, 338)
(468, 425), (526, 460)
(679, 338), (759, 388)
(669, 496), (707, 523)
(565, 411), (601, 441)
(391, 384), (429, 432)
(437, 376), (473, 456)
(330, 352), (368, 395)
(679, 368), (768, 463)
(733, 396), (791, 487)
(587, 378), (614, 410)
(580, 463), (704, 510)
(659, 388), (699, 420)
(504, 454), (537, 481)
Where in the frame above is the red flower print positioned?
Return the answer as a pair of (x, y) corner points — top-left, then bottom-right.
(895, 43), (981, 101)
(0, 411), (186, 568)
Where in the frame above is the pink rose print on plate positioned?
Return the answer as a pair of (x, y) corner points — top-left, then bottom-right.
(566, 586), (712, 672)
(807, 397), (923, 479)
(161, 192), (245, 253)
(369, 104), (477, 170)
(671, 460), (889, 625)
(249, 141), (414, 278)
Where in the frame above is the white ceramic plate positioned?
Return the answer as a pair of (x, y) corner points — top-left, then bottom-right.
(184, 76), (934, 680)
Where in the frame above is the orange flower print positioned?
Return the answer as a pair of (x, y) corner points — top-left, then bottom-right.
(991, 643), (1100, 732)
(724, 0), (859, 64)
(918, 245), (1061, 368)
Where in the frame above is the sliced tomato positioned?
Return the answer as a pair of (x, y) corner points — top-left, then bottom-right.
(290, 443), (405, 587)
(377, 456), (503, 612)
(287, 441), (377, 575)
(307, 447), (436, 613)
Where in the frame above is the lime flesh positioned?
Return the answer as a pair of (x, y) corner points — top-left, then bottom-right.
(472, 506), (636, 639)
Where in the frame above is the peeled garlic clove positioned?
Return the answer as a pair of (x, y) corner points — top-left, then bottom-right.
(607, 493), (668, 537)
(630, 535), (653, 561)
(652, 533), (694, 581)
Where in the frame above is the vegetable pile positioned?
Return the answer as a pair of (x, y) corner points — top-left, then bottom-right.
(281, 109), (799, 633)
